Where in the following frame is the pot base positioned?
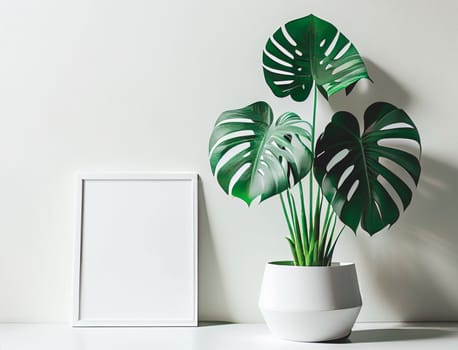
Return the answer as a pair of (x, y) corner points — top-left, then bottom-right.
(261, 306), (361, 342)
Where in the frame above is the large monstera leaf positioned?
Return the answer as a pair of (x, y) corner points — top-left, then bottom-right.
(263, 14), (370, 101)
(314, 102), (421, 235)
(209, 101), (312, 205)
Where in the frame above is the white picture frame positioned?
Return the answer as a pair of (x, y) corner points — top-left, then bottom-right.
(73, 172), (198, 327)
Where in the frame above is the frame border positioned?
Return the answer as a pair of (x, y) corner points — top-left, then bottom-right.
(72, 172), (198, 327)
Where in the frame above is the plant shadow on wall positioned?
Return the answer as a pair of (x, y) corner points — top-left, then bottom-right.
(328, 58), (411, 113)
(356, 156), (458, 321)
(329, 60), (458, 321)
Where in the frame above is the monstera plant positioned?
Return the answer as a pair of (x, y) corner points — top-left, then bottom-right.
(209, 14), (421, 267)
(209, 14), (422, 341)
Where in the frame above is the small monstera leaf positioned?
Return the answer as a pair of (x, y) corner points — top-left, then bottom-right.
(263, 14), (370, 101)
(209, 101), (312, 205)
(314, 102), (421, 235)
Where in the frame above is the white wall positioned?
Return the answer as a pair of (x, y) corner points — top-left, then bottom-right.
(0, 0), (457, 323)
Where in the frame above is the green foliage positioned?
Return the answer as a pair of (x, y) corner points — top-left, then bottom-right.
(209, 101), (313, 206)
(263, 14), (370, 101)
(208, 14), (421, 266)
(314, 102), (421, 235)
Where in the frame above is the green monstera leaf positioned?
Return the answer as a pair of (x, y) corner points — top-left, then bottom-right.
(209, 101), (312, 205)
(314, 102), (421, 235)
(263, 14), (370, 101)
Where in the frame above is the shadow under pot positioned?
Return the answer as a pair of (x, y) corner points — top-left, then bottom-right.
(259, 261), (362, 342)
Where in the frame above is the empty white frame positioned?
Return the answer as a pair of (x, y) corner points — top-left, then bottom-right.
(73, 173), (198, 326)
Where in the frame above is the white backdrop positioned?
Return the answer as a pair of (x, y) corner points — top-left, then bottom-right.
(0, 0), (457, 323)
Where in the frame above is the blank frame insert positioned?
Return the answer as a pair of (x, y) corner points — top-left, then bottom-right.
(73, 173), (198, 326)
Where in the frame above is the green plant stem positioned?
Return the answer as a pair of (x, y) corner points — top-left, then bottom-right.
(286, 237), (299, 265)
(280, 192), (295, 242)
(309, 83), (318, 239)
(325, 214), (338, 259)
(281, 193), (301, 265)
(286, 190), (305, 265)
(298, 181), (309, 252)
(322, 200), (333, 234)
(325, 225), (345, 265)
(317, 197), (329, 260)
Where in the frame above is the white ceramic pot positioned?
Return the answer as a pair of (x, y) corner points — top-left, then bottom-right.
(259, 261), (362, 342)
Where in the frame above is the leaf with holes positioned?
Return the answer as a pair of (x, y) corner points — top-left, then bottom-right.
(263, 14), (370, 101)
(209, 101), (313, 206)
(314, 102), (421, 235)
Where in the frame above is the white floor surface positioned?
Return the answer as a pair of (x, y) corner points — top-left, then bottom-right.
(0, 322), (456, 349)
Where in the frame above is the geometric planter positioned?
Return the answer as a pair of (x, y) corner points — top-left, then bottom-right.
(259, 261), (362, 342)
